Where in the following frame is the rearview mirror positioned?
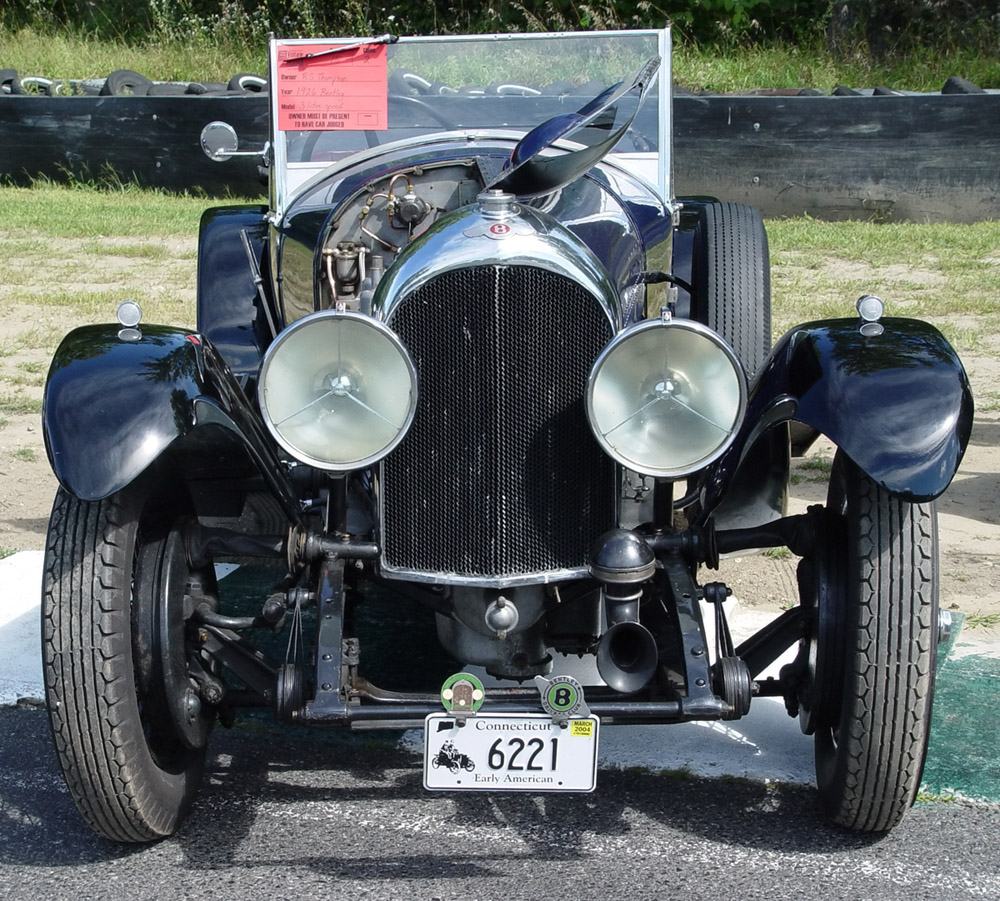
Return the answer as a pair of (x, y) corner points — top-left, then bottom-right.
(200, 121), (241, 161)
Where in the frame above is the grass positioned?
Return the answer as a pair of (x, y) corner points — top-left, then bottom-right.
(0, 548), (16, 560)
(915, 789), (961, 804)
(11, 448), (37, 463)
(2, 369), (44, 388)
(673, 40), (1000, 93)
(978, 392), (1000, 414)
(0, 394), (44, 416)
(0, 182), (211, 237)
(964, 613), (1000, 630)
(790, 457), (834, 486)
(762, 547), (792, 560)
(0, 182), (204, 327)
(767, 219), (1000, 351)
(0, 181), (994, 360)
(0, 26), (267, 84)
(0, 24), (998, 92)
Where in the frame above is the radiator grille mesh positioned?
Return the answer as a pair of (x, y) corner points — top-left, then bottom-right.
(382, 265), (615, 579)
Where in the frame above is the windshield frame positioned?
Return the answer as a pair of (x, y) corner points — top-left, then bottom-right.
(267, 28), (672, 219)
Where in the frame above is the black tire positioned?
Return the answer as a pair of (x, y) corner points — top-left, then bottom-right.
(186, 81), (229, 95)
(147, 82), (188, 96)
(0, 68), (21, 94)
(691, 201), (771, 378)
(42, 485), (212, 842)
(100, 69), (152, 96)
(227, 73), (267, 93)
(813, 452), (939, 831)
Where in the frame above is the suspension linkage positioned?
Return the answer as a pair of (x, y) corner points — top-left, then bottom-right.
(643, 506), (824, 568)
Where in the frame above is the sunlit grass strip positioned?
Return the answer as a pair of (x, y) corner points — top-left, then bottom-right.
(0, 184), (995, 355)
(767, 218), (1000, 351)
(0, 393), (43, 416)
(0, 25), (997, 93)
(0, 26), (267, 84)
(0, 183), (210, 236)
(3, 289), (194, 327)
(673, 40), (1000, 94)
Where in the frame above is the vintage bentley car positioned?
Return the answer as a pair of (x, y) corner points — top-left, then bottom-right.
(41, 29), (973, 842)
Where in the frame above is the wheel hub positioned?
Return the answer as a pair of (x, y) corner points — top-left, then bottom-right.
(135, 527), (214, 751)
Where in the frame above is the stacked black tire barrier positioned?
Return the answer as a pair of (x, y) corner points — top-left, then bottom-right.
(1, 69), (997, 221)
(672, 90), (1000, 222)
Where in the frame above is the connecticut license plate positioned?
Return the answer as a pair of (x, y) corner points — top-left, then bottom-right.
(423, 713), (599, 792)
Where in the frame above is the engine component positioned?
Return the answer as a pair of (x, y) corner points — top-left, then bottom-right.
(324, 242), (365, 307)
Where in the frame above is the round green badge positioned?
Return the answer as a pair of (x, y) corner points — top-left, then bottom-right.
(540, 675), (584, 717)
(440, 672), (486, 714)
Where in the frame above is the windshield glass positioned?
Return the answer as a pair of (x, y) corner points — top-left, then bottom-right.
(268, 30), (670, 212)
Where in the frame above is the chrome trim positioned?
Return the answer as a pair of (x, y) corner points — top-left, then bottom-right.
(377, 562), (592, 590)
(257, 309), (418, 472)
(371, 193), (621, 330)
(586, 317), (748, 479)
(659, 28), (672, 204)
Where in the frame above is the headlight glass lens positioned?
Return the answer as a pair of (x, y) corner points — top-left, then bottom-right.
(587, 319), (746, 478)
(259, 311), (417, 470)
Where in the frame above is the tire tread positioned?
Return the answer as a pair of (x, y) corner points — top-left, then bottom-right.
(42, 488), (201, 842)
(698, 201), (771, 377)
(819, 457), (937, 831)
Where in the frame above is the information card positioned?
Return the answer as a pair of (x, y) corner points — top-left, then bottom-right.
(275, 43), (388, 131)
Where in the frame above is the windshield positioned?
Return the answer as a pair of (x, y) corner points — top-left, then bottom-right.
(268, 30), (671, 214)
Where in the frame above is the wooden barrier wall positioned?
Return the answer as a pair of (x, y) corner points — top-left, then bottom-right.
(2, 93), (998, 221)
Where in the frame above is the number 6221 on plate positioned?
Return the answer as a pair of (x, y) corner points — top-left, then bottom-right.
(423, 712), (600, 792)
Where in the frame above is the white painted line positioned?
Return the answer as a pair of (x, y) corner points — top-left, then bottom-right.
(8, 551), (989, 789)
(0, 551), (45, 705)
(0, 551), (814, 782)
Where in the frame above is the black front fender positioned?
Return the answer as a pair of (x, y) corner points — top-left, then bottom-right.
(43, 325), (299, 520)
(704, 317), (973, 512)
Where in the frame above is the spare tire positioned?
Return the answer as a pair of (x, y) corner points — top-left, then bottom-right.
(100, 69), (152, 96)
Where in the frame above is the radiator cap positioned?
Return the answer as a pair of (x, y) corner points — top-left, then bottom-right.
(477, 189), (517, 219)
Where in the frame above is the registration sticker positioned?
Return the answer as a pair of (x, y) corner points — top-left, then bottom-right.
(423, 712), (599, 792)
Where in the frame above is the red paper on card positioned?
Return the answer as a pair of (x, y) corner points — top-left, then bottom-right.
(275, 44), (388, 131)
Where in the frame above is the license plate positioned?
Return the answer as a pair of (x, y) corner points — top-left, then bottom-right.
(423, 713), (599, 792)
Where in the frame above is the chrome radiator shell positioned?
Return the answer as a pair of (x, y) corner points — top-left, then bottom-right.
(372, 194), (621, 586)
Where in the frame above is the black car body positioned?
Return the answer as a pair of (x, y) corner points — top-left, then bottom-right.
(41, 29), (973, 841)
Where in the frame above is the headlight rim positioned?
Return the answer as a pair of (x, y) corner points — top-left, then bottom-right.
(258, 309), (418, 472)
(586, 316), (748, 479)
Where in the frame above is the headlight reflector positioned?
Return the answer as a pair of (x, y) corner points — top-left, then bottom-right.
(259, 311), (417, 470)
(587, 319), (746, 478)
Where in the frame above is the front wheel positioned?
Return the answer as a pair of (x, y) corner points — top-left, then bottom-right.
(814, 452), (939, 831)
(42, 485), (214, 842)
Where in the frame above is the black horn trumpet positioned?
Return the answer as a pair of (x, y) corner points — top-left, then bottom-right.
(590, 529), (659, 693)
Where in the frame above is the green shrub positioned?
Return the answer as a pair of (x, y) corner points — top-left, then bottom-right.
(1, 0), (995, 56)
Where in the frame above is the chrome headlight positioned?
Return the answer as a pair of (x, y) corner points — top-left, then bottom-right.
(586, 318), (747, 479)
(259, 310), (417, 471)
